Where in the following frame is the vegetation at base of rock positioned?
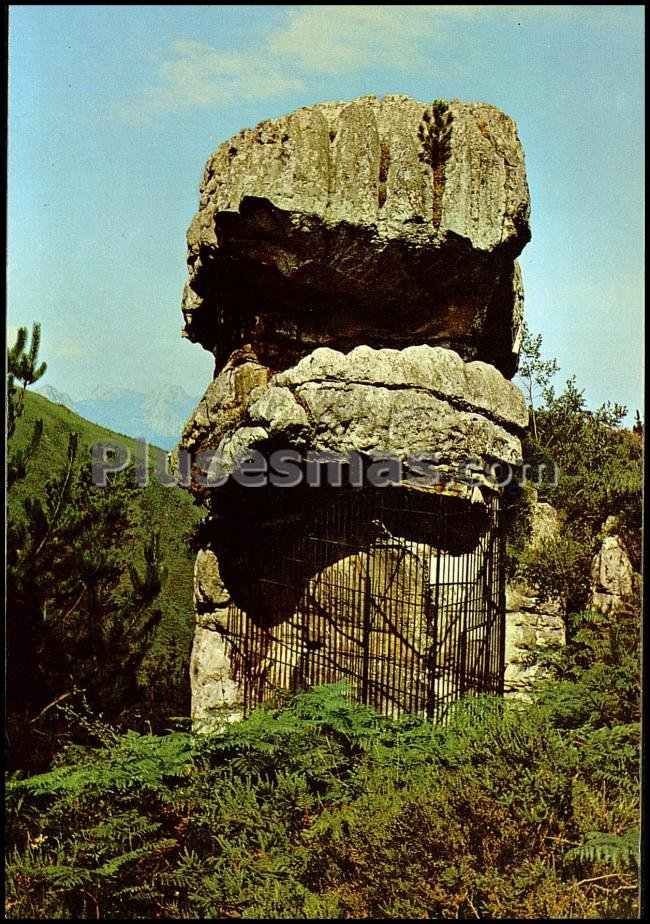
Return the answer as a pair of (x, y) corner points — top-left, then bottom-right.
(6, 605), (639, 919)
(508, 327), (642, 614)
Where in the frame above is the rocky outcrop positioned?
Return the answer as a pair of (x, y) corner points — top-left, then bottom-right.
(589, 528), (637, 615)
(190, 549), (243, 728)
(181, 94), (533, 725)
(504, 585), (565, 697)
(180, 348), (270, 459)
(504, 502), (566, 697)
(182, 95), (530, 378)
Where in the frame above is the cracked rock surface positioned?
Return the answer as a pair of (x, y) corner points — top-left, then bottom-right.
(589, 534), (638, 614)
(180, 344), (527, 496)
(182, 95), (530, 378)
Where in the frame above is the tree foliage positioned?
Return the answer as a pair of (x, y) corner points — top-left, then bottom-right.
(6, 324), (167, 770)
(515, 328), (642, 574)
(517, 321), (560, 441)
(7, 324), (47, 485)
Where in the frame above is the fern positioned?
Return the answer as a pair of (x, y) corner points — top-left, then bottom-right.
(566, 829), (639, 869)
(5, 681), (640, 919)
(8, 730), (193, 799)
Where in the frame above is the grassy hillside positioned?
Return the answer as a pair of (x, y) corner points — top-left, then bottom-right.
(10, 391), (203, 715)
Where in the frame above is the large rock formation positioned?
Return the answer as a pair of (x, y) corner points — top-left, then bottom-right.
(182, 95), (530, 378)
(180, 95), (533, 725)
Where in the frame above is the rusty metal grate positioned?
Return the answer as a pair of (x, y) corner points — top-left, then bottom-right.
(223, 485), (505, 721)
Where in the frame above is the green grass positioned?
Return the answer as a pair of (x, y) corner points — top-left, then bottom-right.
(10, 391), (203, 711)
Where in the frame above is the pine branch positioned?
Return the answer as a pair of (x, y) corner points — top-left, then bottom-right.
(34, 432), (79, 557)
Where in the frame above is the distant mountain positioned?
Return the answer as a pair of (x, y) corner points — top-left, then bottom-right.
(34, 385), (76, 409)
(36, 384), (200, 450)
(142, 387), (199, 448)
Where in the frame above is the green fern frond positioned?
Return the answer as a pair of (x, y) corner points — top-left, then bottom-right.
(566, 829), (640, 869)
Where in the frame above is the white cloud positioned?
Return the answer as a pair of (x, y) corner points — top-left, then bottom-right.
(268, 6), (424, 74)
(117, 36), (305, 123)
(266, 5), (500, 73)
(158, 39), (304, 106)
(115, 5), (594, 121)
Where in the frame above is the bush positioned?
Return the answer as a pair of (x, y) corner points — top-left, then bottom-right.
(517, 528), (593, 615)
(6, 658), (640, 919)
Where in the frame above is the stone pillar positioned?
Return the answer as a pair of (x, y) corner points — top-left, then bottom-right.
(504, 584), (565, 697)
(190, 549), (244, 727)
(504, 501), (566, 697)
(177, 94), (534, 723)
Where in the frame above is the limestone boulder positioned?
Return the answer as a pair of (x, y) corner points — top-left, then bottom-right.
(182, 95), (530, 377)
(589, 535), (637, 614)
(180, 344), (528, 496)
(180, 347), (270, 454)
(504, 583), (565, 697)
(189, 623), (244, 727)
(504, 500), (566, 697)
(194, 548), (231, 612)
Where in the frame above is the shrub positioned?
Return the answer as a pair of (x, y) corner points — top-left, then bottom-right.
(5, 666), (639, 919)
(517, 528), (593, 615)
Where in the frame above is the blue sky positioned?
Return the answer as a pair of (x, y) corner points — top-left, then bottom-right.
(8, 5), (644, 418)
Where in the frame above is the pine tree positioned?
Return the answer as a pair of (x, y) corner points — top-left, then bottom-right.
(7, 323), (47, 485)
(418, 100), (454, 229)
(6, 323), (168, 770)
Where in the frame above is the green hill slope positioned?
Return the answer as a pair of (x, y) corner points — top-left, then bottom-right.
(9, 391), (203, 717)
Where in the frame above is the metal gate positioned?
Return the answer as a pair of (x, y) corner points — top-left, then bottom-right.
(223, 485), (505, 721)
